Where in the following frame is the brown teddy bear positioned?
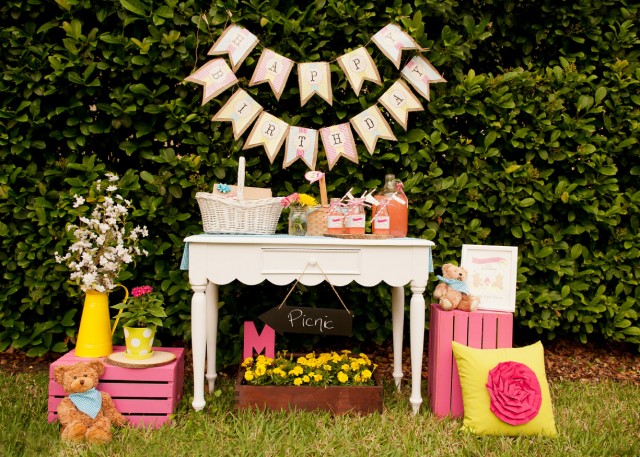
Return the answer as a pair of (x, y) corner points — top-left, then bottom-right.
(433, 263), (480, 312)
(54, 360), (128, 443)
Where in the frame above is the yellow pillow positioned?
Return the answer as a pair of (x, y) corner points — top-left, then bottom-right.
(451, 341), (557, 436)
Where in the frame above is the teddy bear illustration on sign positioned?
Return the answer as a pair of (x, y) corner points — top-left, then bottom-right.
(54, 360), (128, 443)
(433, 263), (480, 312)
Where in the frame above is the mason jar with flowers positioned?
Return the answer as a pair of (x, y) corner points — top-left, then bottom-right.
(281, 193), (318, 236)
(111, 286), (166, 360)
(55, 173), (148, 358)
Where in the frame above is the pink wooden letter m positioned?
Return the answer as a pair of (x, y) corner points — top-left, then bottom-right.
(243, 321), (275, 360)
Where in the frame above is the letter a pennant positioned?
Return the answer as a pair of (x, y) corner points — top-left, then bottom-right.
(378, 79), (424, 130)
(184, 58), (238, 106)
(207, 25), (259, 72)
(371, 23), (421, 69)
(284, 126), (319, 170)
(298, 62), (332, 107)
(320, 123), (358, 170)
(337, 47), (382, 96)
(211, 89), (263, 139)
(401, 55), (446, 101)
(249, 49), (294, 101)
(350, 106), (397, 154)
(242, 112), (290, 163)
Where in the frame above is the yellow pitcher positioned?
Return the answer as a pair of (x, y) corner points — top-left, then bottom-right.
(74, 285), (128, 358)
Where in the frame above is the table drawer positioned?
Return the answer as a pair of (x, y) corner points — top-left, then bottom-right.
(261, 248), (361, 275)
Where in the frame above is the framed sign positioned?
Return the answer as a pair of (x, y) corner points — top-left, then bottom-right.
(461, 245), (518, 313)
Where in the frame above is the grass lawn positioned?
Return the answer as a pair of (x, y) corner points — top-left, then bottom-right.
(1, 368), (639, 457)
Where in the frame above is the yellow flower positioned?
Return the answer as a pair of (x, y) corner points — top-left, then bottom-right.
(341, 364), (350, 372)
(337, 371), (349, 383)
(302, 375), (310, 383)
(298, 193), (318, 207)
(244, 370), (254, 382)
(351, 361), (360, 371)
(294, 377), (303, 386)
(323, 364), (332, 371)
(241, 357), (254, 368)
(255, 364), (267, 376)
(314, 374), (323, 382)
(362, 369), (372, 380)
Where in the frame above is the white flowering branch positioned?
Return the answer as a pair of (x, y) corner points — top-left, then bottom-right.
(55, 173), (149, 293)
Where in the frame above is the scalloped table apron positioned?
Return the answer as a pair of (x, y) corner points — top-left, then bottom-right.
(181, 234), (434, 414)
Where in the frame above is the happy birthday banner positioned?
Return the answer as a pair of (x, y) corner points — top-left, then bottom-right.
(186, 22), (446, 170)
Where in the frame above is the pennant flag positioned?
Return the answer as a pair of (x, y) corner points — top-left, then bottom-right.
(298, 62), (333, 107)
(207, 25), (259, 72)
(249, 49), (294, 101)
(371, 23), (421, 69)
(320, 123), (358, 170)
(242, 112), (289, 163)
(378, 79), (424, 130)
(184, 58), (238, 106)
(284, 126), (318, 170)
(211, 89), (263, 140)
(401, 55), (446, 101)
(350, 106), (397, 154)
(337, 47), (382, 96)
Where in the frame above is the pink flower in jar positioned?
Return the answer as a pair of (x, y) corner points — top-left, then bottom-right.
(486, 361), (542, 425)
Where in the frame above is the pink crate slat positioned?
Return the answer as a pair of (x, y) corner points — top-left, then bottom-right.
(467, 312), (484, 348)
(496, 314), (513, 348)
(49, 394), (176, 414)
(49, 347), (184, 382)
(449, 313), (469, 417)
(49, 382), (178, 398)
(482, 314), (497, 348)
(428, 303), (513, 418)
(48, 412), (172, 429)
(429, 305), (455, 417)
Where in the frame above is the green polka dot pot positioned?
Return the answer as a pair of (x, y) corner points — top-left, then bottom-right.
(123, 326), (155, 360)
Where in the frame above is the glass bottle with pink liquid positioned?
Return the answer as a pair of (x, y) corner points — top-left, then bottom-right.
(371, 174), (408, 237)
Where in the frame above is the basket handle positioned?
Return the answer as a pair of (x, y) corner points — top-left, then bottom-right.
(237, 156), (245, 201)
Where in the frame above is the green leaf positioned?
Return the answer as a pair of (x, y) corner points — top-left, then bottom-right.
(595, 87), (607, 105)
(120, 0), (148, 16)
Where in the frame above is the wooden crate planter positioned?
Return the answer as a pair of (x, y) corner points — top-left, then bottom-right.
(428, 303), (513, 418)
(48, 346), (184, 428)
(234, 366), (383, 414)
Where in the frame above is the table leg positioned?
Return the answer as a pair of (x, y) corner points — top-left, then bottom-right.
(191, 283), (207, 411)
(205, 282), (218, 392)
(409, 282), (427, 415)
(391, 286), (404, 391)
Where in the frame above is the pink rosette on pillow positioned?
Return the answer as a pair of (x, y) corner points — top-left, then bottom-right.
(486, 361), (542, 425)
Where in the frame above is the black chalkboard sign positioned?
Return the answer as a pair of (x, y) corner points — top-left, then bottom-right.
(259, 305), (353, 336)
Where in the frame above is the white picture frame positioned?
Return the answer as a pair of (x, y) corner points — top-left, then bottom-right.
(461, 244), (518, 313)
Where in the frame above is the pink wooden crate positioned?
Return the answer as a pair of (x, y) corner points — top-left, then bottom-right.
(427, 303), (513, 418)
(48, 346), (184, 428)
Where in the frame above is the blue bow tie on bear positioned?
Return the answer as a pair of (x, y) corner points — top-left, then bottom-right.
(436, 276), (471, 295)
(69, 387), (102, 419)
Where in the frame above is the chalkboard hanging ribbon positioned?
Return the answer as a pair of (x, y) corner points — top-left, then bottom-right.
(277, 260), (352, 316)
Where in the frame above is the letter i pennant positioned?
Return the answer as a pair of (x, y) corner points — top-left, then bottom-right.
(320, 123), (358, 170)
(211, 89), (263, 139)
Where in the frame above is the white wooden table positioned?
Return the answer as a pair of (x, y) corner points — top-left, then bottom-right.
(183, 234), (434, 414)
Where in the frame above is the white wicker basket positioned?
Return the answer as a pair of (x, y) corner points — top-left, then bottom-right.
(196, 157), (283, 234)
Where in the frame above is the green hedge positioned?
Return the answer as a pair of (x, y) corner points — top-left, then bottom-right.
(1, 0), (638, 361)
